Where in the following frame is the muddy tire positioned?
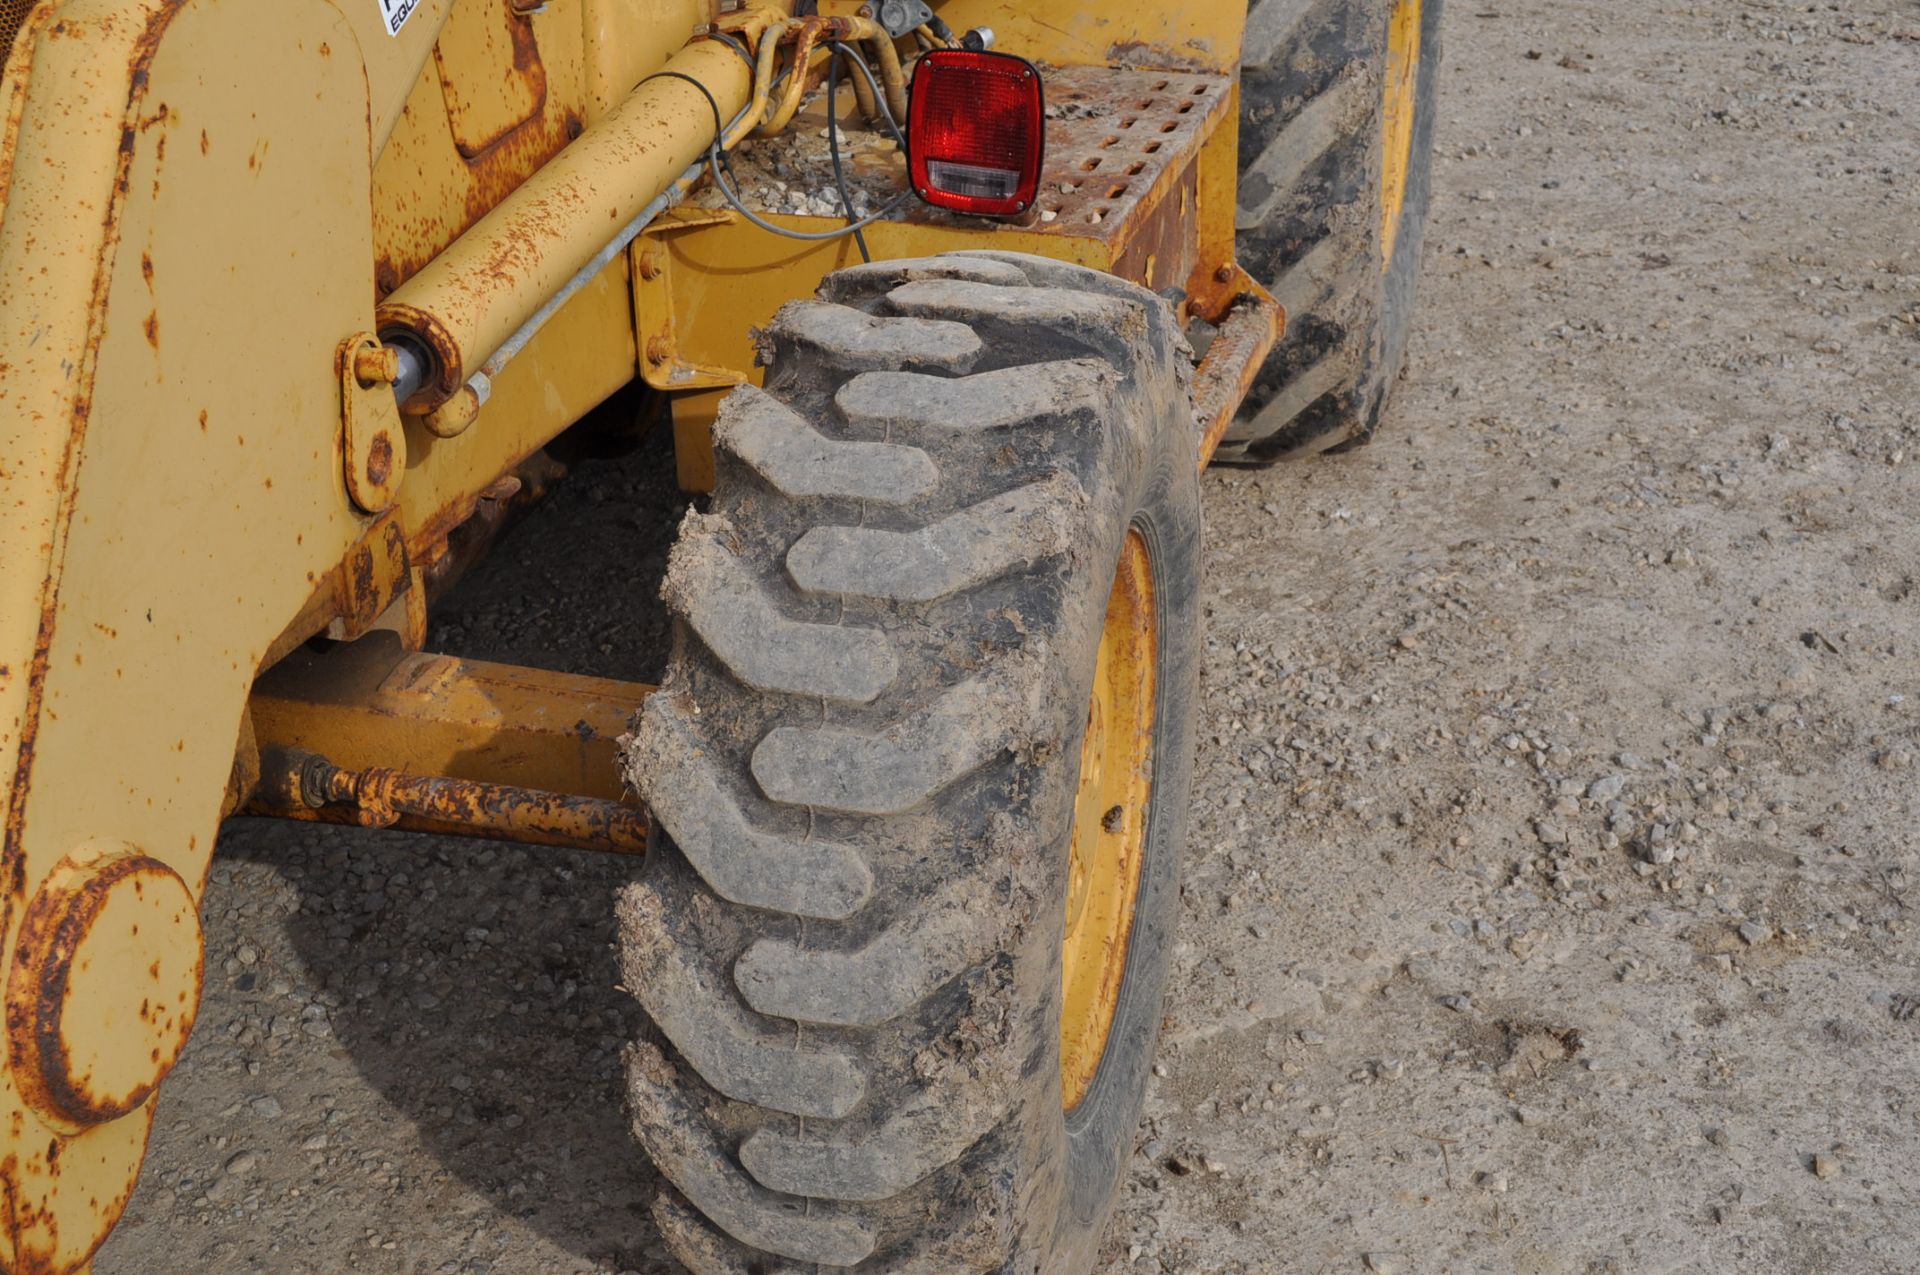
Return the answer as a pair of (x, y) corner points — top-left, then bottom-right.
(618, 252), (1203, 1273)
(1219, 0), (1443, 463)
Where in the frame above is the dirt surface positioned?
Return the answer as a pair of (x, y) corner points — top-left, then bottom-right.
(97, 2), (1920, 1272)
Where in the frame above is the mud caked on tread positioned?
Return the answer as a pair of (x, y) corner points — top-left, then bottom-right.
(619, 251), (1203, 1273)
(1223, 0), (1444, 462)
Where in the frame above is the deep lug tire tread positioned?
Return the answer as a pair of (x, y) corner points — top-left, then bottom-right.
(1223, 0), (1444, 463)
(620, 252), (1203, 1272)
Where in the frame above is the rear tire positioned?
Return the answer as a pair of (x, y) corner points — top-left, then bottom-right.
(1221, 0), (1443, 463)
(619, 252), (1202, 1273)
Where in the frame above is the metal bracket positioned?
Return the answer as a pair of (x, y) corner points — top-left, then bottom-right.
(631, 209), (751, 393)
(1192, 266), (1283, 469)
(868, 0), (932, 38)
(325, 509), (413, 643)
(338, 332), (407, 514)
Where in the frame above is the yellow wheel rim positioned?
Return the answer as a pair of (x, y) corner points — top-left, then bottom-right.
(1060, 529), (1157, 1114)
(1380, 0), (1424, 269)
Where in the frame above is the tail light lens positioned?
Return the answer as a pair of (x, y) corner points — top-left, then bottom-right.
(908, 49), (1045, 218)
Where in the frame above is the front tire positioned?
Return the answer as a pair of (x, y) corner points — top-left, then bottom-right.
(618, 251), (1203, 1273)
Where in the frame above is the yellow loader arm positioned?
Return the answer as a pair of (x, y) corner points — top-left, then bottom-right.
(0, 2), (447, 1263)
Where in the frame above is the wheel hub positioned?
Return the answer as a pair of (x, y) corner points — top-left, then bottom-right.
(1060, 529), (1157, 1113)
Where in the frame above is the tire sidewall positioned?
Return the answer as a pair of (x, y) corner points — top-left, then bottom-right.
(1369, 0), (1444, 432)
(1051, 417), (1203, 1259)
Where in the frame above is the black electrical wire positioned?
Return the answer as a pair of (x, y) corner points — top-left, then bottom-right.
(706, 28), (755, 71)
(644, 50), (911, 247)
(641, 69), (728, 134)
(708, 151), (909, 242)
(826, 47), (871, 262)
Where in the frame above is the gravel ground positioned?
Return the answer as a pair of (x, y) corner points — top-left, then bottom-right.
(98, 1), (1920, 1271)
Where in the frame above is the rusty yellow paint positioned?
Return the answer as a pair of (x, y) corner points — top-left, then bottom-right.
(633, 211), (750, 395)
(1190, 84), (1246, 320)
(395, 260), (639, 562)
(376, 35), (753, 411)
(432, 0), (550, 160)
(0, 1), (401, 1262)
(1193, 268), (1284, 466)
(358, 0), (457, 152)
(1381, 0), (1424, 267)
(339, 333), (408, 514)
(5, 843), (203, 1134)
(249, 635), (651, 803)
(1060, 529), (1157, 1112)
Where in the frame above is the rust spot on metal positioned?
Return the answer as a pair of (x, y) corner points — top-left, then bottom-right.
(5, 0), (198, 966)
(430, 0), (553, 163)
(371, 79), (576, 295)
(318, 511), (411, 645)
(364, 432), (393, 486)
(4, 598), (61, 935)
(371, 300), (463, 410)
(252, 748), (648, 854)
(1105, 39), (1214, 73)
(351, 342), (400, 386)
(346, 546), (376, 615)
(1027, 67), (1230, 294)
(261, 515), (408, 668)
(1192, 281), (1283, 468)
(507, 3), (541, 74)
(4, 851), (203, 1131)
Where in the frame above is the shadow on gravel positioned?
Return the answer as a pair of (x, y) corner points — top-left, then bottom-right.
(221, 824), (664, 1270)
(222, 421), (692, 1269)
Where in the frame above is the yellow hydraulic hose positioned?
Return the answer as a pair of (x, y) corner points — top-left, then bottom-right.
(868, 34), (909, 124)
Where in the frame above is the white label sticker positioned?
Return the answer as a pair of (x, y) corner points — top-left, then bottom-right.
(378, 0), (419, 37)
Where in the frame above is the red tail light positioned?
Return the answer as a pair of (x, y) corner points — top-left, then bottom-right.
(908, 49), (1045, 218)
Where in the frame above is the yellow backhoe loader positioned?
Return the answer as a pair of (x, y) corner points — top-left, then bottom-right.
(0, 0), (1440, 1268)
